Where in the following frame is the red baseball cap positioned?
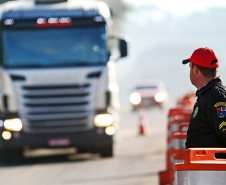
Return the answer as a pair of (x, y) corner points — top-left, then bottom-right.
(182, 47), (219, 68)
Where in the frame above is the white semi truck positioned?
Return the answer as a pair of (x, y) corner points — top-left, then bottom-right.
(0, 0), (127, 161)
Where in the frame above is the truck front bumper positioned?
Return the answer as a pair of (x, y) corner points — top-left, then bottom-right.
(0, 128), (114, 149)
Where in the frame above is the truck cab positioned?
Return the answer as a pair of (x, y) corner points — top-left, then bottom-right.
(0, 0), (127, 161)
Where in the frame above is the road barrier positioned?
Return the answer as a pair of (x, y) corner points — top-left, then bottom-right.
(174, 148), (226, 185)
(171, 131), (187, 184)
(172, 126), (187, 164)
(167, 124), (188, 184)
(160, 92), (226, 185)
(159, 109), (191, 185)
(168, 107), (192, 122)
(158, 93), (195, 185)
(176, 92), (196, 109)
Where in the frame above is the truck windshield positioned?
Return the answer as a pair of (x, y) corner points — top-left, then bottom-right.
(2, 26), (109, 68)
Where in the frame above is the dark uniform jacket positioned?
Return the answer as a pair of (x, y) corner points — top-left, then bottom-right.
(186, 77), (226, 149)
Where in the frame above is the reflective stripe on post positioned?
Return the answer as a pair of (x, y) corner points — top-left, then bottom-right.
(178, 123), (189, 132)
(167, 124), (188, 167)
(173, 132), (186, 150)
(167, 120), (188, 145)
(167, 121), (188, 174)
(173, 124), (188, 163)
(168, 107), (192, 122)
(174, 148), (226, 185)
(171, 132), (187, 185)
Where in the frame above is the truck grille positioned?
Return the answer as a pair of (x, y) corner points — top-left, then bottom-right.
(19, 84), (94, 133)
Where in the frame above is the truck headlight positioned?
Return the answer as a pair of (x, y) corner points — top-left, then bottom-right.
(105, 126), (116, 135)
(2, 131), (12, 140)
(4, 118), (23, 132)
(94, 114), (113, 127)
(129, 92), (141, 105)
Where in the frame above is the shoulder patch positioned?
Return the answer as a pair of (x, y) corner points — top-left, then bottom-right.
(215, 102), (226, 118)
(193, 107), (198, 118)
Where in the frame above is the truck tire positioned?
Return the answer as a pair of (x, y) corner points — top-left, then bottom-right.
(12, 148), (24, 162)
(0, 148), (23, 163)
(99, 144), (113, 158)
(0, 149), (12, 162)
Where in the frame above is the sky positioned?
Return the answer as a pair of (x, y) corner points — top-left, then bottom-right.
(118, 0), (226, 102)
(123, 0), (226, 17)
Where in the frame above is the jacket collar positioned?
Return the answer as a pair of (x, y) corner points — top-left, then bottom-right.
(196, 76), (222, 97)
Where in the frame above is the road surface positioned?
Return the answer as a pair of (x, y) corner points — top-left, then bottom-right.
(0, 106), (168, 185)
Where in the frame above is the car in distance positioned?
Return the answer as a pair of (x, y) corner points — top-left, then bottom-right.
(129, 79), (168, 110)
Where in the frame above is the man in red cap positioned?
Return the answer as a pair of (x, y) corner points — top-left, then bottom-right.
(183, 47), (226, 149)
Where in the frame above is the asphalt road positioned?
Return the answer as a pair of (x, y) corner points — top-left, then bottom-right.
(0, 106), (168, 185)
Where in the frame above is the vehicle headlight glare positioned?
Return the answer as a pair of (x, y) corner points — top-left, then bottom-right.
(105, 126), (116, 135)
(2, 131), (12, 140)
(129, 92), (141, 105)
(94, 114), (113, 127)
(4, 118), (23, 131)
(154, 92), (167, 103)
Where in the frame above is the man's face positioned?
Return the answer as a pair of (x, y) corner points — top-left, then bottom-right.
(189, 62), (195, 86)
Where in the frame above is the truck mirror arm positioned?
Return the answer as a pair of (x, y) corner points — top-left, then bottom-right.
(108, 36), (128, 60)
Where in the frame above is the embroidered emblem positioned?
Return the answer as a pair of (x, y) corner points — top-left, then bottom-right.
(215, 102), (226, 118)
(193, 107), (198, 118)
(219, 121), (226, 132)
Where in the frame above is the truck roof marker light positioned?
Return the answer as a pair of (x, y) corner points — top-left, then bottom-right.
(37, 18), (46, 24)
(36, 17), (72, 27)
(59, 17), (71, 24)
(94, 16), (105, 23)
(4, 19), (14, 25)
(48, 18), (58, 24)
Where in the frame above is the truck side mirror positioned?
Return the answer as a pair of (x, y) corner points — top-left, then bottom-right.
(119, 39), (128, 58)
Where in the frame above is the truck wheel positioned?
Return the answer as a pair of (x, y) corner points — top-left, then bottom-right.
(0, 149), (12, 162)
(12, 148), (24, 162)
(99, 145), (113, 158)
(0, 148), (23, 163)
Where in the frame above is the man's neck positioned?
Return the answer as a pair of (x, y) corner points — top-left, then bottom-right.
(196, 77), (214, 90)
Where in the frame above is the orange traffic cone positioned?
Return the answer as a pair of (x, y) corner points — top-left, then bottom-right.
(138, 105), (148, 135)
(139, 123), (146, 135)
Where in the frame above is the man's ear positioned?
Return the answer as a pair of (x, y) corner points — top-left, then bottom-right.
(194, 65), (204, 78)
(193, 65), (200, 76)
